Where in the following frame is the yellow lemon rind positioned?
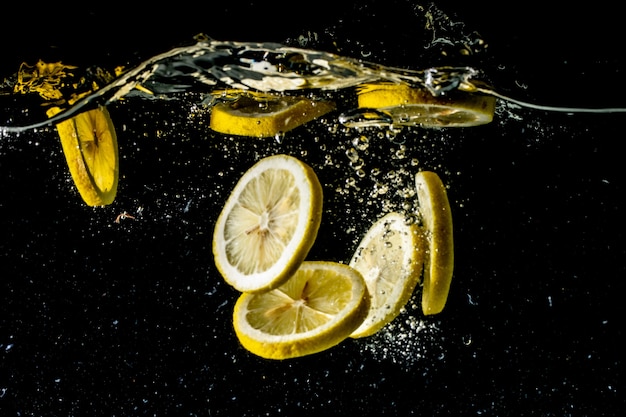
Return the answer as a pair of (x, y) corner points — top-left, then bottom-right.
(47, 106), (119, 206)
(212, 154), (323, 293)
(210, 94), (335, 138)
(349, 212), (426, 338)
(415, 171), (454, 315)
(233, 261), (370, 360)
(357, 83), (495, 128)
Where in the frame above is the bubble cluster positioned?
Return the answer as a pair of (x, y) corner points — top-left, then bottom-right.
(358, 294), (446, 367)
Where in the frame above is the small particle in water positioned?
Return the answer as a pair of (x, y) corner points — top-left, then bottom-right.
(467, 293), (477, 306)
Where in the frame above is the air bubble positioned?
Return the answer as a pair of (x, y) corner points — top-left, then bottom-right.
(350, 158), (364, 170)
(352, 135), (370, 151)
(345, 148), (359, 163)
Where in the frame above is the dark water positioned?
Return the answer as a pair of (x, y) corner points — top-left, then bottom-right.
(1, 2), (625, 416)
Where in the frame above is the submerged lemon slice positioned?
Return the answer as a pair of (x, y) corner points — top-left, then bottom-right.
(209, 92), (335, 138)
(47, 106), (119, 206)
(233, 261), (369, 359)
(349, 212), (426, 338)
(415, 171), (454, 315)
(357, 83), (495, 128)
(212, 154), (323, 293)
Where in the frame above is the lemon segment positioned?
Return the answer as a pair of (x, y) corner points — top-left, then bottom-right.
(415, 171), (454, 315)
(233, 261), (370, 359)
(356, 83), (495, 128)
(349, 212), (426, 338)
(209, 92), (335, 138)
(47, 106), (119, 206)
(213, 154), (323, 293)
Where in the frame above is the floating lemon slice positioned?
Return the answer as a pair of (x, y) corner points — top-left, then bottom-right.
(415, 171), (454, 315)
(349, 212), (426, 338)
(212, 154), (323, 293)
(356, 83), (495, 128)
(233, 261), (370, 359)
(209, 92), (335, 138)
(47, 106), (119, 206)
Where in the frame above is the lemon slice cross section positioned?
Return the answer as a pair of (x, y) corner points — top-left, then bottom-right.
(233, 261), (370, 359)
(357, 83), (495, 128)
(210, 92), (335, 138)
(213, 154), (323, 293)
(349, 212), (426, 338)
(47, 106), (119, 206)
(415, 171), (454, 315)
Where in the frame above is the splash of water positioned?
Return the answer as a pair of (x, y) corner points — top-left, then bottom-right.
(2, 35), (626, 135)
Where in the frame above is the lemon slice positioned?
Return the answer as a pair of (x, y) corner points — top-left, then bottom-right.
(233, 261), (370, 359)
(415, 171), (454, 315)
(356, 83), (495, 128)
(209, 92), (335, 138)
(349, 212), (426, 338)
(212, 154), (323, 293)
(47, 106), (119, 206)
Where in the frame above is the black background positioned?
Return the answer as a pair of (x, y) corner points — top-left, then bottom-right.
(2, 1), (625, 416)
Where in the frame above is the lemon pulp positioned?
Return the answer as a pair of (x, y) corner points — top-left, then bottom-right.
(357, 82), (495, 128)
(213, 154), (323, 293)
(47, 106), (119, 206)
(233, 261), (369, 359)
(210, 92), (335, 138)
(349, 212), (426, 337)
(415, 171), (454, 315)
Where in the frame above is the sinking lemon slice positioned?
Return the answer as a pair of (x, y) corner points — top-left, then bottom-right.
(233, 261), (369, 359)
(349, 212), (426, 338)
(209, 92), (335, 138)
(47, 106), (119, 206)
(415, 171), (454, 315)
(212, 154), (323, 293)
(356, 83), (495, 128)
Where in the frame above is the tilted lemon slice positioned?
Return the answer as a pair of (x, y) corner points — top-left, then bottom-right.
(233, 261), (370, 359)
(415, 171), (454, 315)
(209, 91), (335, 138)
(356, 82), (495, 128)
(212, 154), (323, 293)
(349, 212), (426, 338)
(47, 106), (119, 206)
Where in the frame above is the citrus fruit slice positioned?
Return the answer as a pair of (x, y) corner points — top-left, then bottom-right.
(209, 92), (335, 138)
(47, 106), (119, 206)
(212, 154), (323, 293)
(349, 212), (426, 338)
(233, 261), (370, 359)
(415, 171), (454, 315)
(356, 82), (495, 128)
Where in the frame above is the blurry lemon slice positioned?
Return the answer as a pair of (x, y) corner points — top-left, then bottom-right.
(356, 83), (495, 128)
(415, 171), (454, 315)
(212, 154), (323, 293)
(210, 92), (335, 138)
(47, 106), (119, 206)
(349, 212), (426, 338)
(233, 261), (370, 359)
